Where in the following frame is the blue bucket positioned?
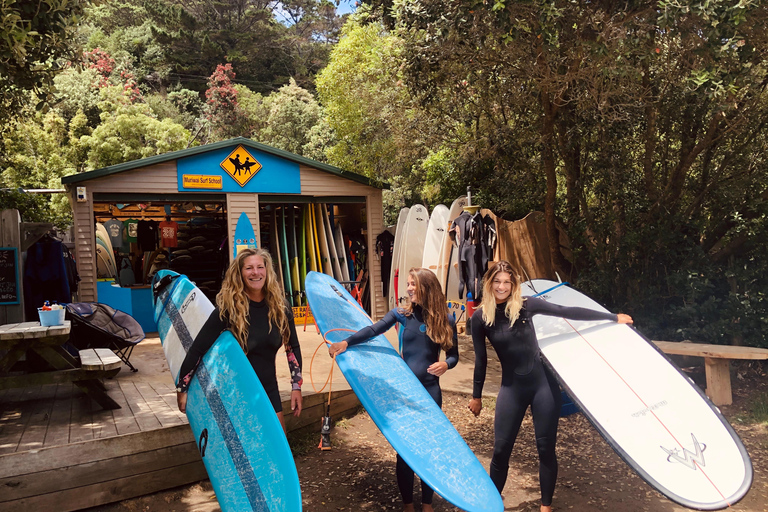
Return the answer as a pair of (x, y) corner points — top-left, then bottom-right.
(38, 308), (65, 327)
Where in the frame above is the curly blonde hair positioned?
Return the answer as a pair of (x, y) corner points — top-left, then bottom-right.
(403, 268), (453, 352)
(216, 248), (289, 352)
(479, 260), (524, 327)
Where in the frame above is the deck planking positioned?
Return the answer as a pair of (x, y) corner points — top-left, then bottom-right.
(0, 333), (360, 511)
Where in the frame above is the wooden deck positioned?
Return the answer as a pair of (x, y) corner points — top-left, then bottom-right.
(0, 334), (359, 511)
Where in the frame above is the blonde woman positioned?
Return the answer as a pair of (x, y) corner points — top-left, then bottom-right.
(329, 268), (458, 512)
(176, 248), (303, 430)
(468, 260), (632, 512)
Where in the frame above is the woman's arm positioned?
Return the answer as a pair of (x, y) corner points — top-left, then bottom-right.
(427, 316), (459, 377)
(176, 310), (227, 411)
(468, 309), (487, 417)
(284, 306), (303, 417)
(525, 296), (632, 323)
(329, 308), (401, 356)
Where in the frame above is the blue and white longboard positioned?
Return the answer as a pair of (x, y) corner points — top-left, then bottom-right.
(523, 279), (752, 510)
(152, 270), (301, 512)
(233, 212), (258, 258)
(305, 271), (503, 512)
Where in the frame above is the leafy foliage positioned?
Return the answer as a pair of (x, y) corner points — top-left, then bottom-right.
(0, 0), (91, 118)
(354, 0), (768, 346)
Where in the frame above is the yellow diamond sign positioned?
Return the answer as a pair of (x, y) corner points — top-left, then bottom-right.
(220, 145), (262, 187)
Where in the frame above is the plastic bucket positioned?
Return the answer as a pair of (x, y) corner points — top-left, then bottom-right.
(38, 308), (65, 327)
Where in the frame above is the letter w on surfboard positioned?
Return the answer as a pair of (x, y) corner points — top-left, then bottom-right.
(522, 279), (752, 510)
(152, 270), (301, 511)
(305, 271), (503, 512)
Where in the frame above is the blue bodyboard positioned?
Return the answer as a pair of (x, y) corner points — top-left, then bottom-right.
(305, 271), (503, 512)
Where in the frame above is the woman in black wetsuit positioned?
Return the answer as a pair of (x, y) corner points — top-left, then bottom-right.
(468, 261), (632, 512)
(175, 248), (303, 431)
(329, 267), (458, 512)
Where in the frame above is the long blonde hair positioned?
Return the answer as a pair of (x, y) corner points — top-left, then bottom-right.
(479, 260), (524, 327)
(403, 268), (454, 352)
(216, 248), (290, 352)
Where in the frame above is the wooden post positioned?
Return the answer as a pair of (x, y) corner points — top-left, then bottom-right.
(704, 357), (732, 406)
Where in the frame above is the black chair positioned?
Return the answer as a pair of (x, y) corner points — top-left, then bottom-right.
(65, 303), (145, 372)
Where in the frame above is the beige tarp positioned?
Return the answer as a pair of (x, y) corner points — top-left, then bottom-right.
(486, 210), (572, 281)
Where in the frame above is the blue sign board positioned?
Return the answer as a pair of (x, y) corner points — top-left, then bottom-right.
(177, 144), (301, 194)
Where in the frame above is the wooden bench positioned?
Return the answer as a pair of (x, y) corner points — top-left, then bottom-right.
(76, 348), (122, 409)
(652, 341), (768, 406)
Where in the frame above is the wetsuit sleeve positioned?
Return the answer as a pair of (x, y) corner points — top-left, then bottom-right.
(445, 316), (459, 369)
(176, 309), (228, 392)
(525, 296), (618, 322)
(345, 308), (401, 346)
(470, 309), (488, 399)
(284, 306), (303, 390)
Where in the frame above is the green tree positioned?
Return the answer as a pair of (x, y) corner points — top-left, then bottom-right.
(258, 78), (327, 156)
(0, 0), (91, 118)
(80, 85), (192, 168)
(371, 0), (768, 345)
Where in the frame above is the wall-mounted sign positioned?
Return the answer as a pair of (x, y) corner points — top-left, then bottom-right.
(182, 174), (223, 189)
(177, 144), (300, 194)
(220, 145), (262, 187)
(0, 247), (20, 305)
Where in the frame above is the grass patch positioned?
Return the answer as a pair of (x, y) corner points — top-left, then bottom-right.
(749, 391), (768, 424)
(288, 428), (323, 456)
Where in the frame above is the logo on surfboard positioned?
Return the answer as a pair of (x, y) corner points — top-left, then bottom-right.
(661, 433), (706, 470)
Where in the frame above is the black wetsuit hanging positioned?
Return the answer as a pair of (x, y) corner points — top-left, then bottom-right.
(376, 230), (395, 297)
(450, 210), (490, 301)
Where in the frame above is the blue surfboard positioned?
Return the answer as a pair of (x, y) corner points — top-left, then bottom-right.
(233, 212), (258, 258)
(304, 271), (503, 512)
(152, 270), (301, 512)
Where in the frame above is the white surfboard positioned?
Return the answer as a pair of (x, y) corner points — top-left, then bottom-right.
(388, 207), (409, 310)
(422, 204), (449, 276)
(439, 197), (467, 320)
(321, 205), (343, 282)
(522, 279), (752, 510)
(395, 204), (429, 307)
(334, 222), (351, 285)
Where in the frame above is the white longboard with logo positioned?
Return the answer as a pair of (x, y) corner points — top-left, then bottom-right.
(523, 279), (752, 510)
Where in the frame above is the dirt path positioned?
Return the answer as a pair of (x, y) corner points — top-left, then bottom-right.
(87, 363), (768, 512)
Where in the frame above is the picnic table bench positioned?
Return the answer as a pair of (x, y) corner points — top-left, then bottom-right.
(652, 340), (768, 406)
(0, 321), (122, 409)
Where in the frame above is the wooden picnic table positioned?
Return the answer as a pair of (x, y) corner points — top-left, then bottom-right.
(0, 321), (121, 409)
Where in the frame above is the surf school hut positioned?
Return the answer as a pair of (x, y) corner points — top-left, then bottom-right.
(61, 137), (389, 329)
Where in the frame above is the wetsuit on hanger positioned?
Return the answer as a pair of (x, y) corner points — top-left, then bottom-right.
(450, 211), (489, 301)
(345, 305), (459, 506)
(470, 297), (618, 506)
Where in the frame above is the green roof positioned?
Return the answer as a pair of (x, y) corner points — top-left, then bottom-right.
(61, 137), (388, 189)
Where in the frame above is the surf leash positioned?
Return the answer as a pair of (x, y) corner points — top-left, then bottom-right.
(532, 282), (569, 297)
(309, 326), (356, 451)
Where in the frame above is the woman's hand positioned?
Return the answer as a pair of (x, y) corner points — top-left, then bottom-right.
(468, 397), (482, 417)
(427, 361), (449, 377)
(291, 389), (303, 417)
(617, 314), (633, 324)
(329, 340), (348, 357)
(177, 391), (188, 413)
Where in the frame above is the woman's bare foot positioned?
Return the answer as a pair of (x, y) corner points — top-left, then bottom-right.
(403, 504), (415, 512)
(541, 505), (552, 512)
(422, 504), (434, 512)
